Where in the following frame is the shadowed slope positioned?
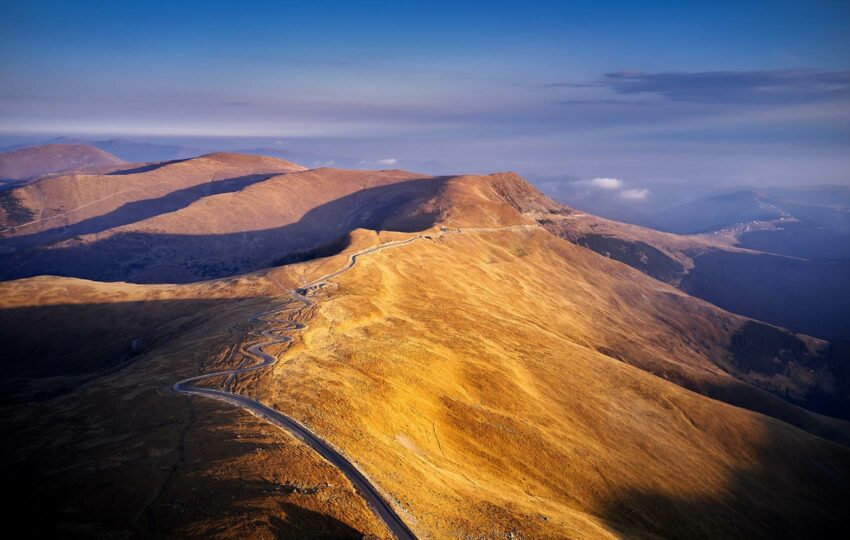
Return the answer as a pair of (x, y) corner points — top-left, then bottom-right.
(0, 297), (257, 403)
(451, 177), (850, 417)
(0, 270), (396, 538)
(0, 152), (305, 235)
(2, 168), (849, 538)
(3, 173), (283, 248)
(0, 171), (446, 283)
(681, 250), (850, 342)
(541, 208), (850, 341)
(595, 413), (849, 539)
(257, 221), (849, 538)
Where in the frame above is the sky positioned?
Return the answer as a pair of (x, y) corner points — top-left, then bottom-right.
(1, 0), (849, 211)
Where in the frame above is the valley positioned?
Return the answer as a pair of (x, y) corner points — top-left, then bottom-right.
(1, 147), (848, 538)
(541, 209), (850, 342)
(4, 3), (849, 537)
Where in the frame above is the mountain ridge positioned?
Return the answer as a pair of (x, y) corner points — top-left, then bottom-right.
(2, 155), (848, 538)
(0, 143), (126, 184)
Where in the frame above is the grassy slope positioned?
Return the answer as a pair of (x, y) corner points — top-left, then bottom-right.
(545, 210), (850, 343)
(0, 273), (391, 538)
(3, 169), (848, 538)
(0, 167), (443, 283)
(0, 152), (304, 234)
(260, 223), (849, 539)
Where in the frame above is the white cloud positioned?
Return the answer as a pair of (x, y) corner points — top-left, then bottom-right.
(590, 177), (623, 190)
(620, 188), (650, 200)
(359, 158), (399, 167)
(575, 177), (649, 201)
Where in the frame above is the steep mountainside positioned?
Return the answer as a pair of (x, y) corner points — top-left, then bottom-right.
(0, 152), (304, 237)
(258, 223), (849, 538)
(0, 273), (391, 538)
(543, 208), (850, 342)
(2, 166), (848, 538)
(0, 166), (443, 283)
(437, 174), (850, 422)
(0, 143), (126, 184)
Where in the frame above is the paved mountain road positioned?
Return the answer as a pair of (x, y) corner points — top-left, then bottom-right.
(172, 224), (538, 539)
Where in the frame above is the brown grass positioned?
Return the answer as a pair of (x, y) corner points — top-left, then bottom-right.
(258, 226), (849, 538)
(2, 169), (847, 538)
(0, 272), (390, 538)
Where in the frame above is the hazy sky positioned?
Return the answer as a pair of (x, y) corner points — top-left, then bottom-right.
(2, 0), (849, 193)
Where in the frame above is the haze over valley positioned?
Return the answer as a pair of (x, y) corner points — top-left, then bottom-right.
(1, 1), (848, 539)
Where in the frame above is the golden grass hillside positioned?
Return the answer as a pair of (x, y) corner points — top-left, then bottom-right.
(86, 168), (435, 237)
(0, 167), (445, 283)
(3, 168), (847, 538)
(0, 152), (304, 235)
(0, 272), (395, 538)
(258, 224), (849, 539)
(539, 209), (741, 275)
(541, 205), (850, 404)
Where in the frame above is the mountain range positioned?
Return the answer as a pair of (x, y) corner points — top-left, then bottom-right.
(0, 143), (126, 187)
(1, 144), (847, 538)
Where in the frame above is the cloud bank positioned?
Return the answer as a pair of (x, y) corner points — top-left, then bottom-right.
(582, 177), (650, 202)
(359, 158), (399, 167)
(591, 177), (623, 190)
(560, 69), (850, 105)
(620, 188), (651, 200)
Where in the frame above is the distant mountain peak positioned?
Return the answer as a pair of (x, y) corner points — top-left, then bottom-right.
(0, 143), (125, 182)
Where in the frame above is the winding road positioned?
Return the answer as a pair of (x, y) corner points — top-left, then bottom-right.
(172, 225), (538, 539)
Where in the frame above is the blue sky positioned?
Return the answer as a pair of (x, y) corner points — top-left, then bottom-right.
(1, 0), (849, 199)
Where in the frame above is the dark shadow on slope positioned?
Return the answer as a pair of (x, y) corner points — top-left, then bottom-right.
(149, 471), (369, 539)
(0, 177), (447, 283)
(681, 250), (850, 341)
(727, 321), (850, 420)
(596, 409), (850, 539)
(272, 503), (366, 539)
(0, 189), (35, 222)
(0, 178), (28, 192)
(3, 173), (279, 248)
(272, 234), (353, 266)
(3, 346), (368, 539)
(602, 348), (850, 446)
(597, 301), (850, 445)
(573, 233), (685, 284)
(0, 297), (266, 404)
